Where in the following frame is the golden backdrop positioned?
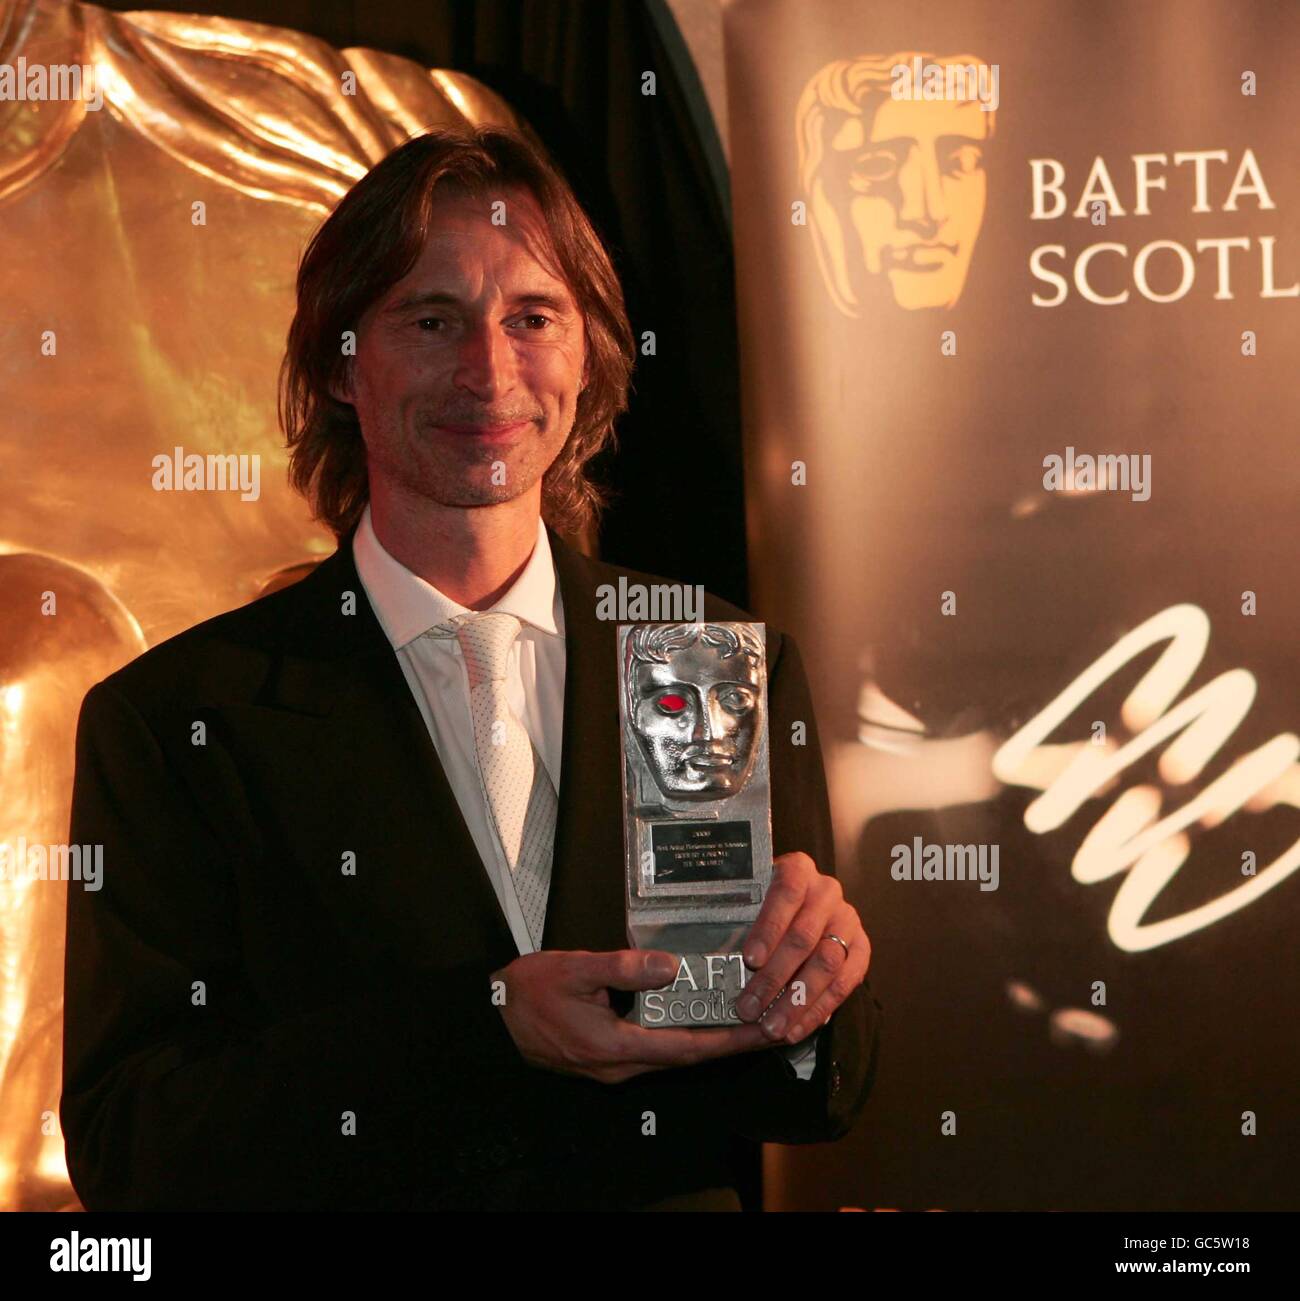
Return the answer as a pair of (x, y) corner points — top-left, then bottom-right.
(0, 0), (519, 1209)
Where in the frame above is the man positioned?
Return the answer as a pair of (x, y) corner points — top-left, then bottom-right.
(61, 125), (881, 1211)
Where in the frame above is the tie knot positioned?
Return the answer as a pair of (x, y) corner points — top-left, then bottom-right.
(455, 611), (522, 687)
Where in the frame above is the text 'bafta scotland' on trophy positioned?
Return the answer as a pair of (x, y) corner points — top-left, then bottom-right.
(618, 622), (774, 1027)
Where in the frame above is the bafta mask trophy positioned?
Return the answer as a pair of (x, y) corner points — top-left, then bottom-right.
(618, 622), (774, 1026)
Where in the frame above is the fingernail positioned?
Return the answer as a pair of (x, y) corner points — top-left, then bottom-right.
(649, 954), (677, 981)
(744, 943), (767, 968)
(736, 994), (759, 1020)
(764, 1013), (786, 1037)
(787, 1021), (806, 1042)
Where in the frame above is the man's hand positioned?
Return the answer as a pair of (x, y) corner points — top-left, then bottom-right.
(493, 948), (771, 1084)
(734, 851), (870, 1046)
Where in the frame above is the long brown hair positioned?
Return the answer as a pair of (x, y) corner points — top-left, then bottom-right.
(278, 125), (635, 540)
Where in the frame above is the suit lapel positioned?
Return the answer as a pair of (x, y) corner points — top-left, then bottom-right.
(266, 528), (518, 960)
(543, 529), (628, 952)
(270, 523), (628, 959)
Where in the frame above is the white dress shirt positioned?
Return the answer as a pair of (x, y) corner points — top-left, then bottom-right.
(352, 502), (817, 1081)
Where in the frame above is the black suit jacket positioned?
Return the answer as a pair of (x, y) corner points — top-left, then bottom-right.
(61, 524), (882, 1210)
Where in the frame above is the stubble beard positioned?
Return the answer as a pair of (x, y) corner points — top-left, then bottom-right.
(386, 416), (560, 511)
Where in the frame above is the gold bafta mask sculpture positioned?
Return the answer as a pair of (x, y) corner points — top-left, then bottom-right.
(0, 0), (521, 1209)
(796, 51), (997, 313)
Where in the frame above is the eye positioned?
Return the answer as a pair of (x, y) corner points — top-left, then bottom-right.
(718, 686), (755, 714)
(416, 317), (444, 331)
(656, 693), (688, 715)
(512, 314), (553, 330)
(849, 146), (905, 190)
(944, 143), (984, 176)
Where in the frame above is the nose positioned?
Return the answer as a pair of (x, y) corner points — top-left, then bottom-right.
(896, 146), (947, 232)
(691, 694), (730, 745)
(453, 318), (518, 399)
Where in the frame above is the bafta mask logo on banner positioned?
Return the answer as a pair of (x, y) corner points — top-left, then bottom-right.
(796, 52), (997, 312)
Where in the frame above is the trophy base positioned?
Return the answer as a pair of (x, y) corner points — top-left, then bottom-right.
(634, 951), (749, 1028)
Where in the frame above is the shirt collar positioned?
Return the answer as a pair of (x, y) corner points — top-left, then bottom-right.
(352, 501), (564, 651)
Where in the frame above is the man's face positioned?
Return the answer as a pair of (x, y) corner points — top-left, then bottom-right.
(631, 641), (762, 800)
(340, 186), (586, 512)
(827, 98), (988, 309)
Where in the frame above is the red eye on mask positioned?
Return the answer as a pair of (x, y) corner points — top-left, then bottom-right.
(657, 693), (687, 713)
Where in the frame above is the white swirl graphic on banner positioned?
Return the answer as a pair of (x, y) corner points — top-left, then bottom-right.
(993, 604), (1300, 952)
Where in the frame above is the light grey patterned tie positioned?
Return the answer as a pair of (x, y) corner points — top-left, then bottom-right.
(453, 612), (556, 949)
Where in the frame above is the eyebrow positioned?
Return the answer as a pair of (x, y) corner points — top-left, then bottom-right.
(863, 133), (985, 150)
(385, 289), (575, 315)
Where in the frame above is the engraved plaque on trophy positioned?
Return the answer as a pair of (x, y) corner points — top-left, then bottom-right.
(618, 621), (773, 1027)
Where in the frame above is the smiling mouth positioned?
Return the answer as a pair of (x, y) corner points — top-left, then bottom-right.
(433, 419), (532, 438)
(434, 421), (530, 442)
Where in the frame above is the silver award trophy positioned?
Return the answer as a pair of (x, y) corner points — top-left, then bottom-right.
(618, 621), (774, 1027)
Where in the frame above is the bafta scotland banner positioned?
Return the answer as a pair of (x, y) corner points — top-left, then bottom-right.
(724, 0), (1300, 1210)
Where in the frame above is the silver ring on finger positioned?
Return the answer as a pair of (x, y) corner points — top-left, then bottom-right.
(821, 932), (850, 960)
